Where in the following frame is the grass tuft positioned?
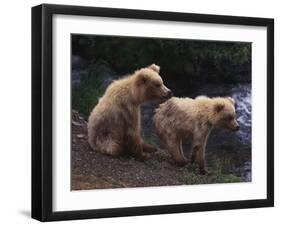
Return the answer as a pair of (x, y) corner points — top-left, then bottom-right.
(178, 163), (242, 185)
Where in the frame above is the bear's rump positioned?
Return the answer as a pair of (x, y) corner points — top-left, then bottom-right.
(89, 106), (139, 155)
(88, 111), (123, 148)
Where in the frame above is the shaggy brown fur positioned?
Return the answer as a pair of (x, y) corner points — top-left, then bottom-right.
(153, 96), (239, 174)
(88, 64), (172, 160)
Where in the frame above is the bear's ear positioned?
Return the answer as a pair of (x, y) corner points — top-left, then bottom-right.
(227, 97), (235, 105)
(136, 73), (147, 86)
(214, 103), (225, 113)
(147, 64), (160, 73)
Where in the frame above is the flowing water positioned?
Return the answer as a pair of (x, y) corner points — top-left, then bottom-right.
(232, 84), (252, 145)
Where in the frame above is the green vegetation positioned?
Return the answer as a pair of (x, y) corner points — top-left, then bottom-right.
(72, 35), (251, 89)
(72, 61), (109, 117)
(141, 132), (158, 146)
(178, 162), (242, 185)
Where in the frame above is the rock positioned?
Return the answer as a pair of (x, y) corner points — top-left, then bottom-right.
(72, 70), (89, 88)
(72, 121), (83, 127)
(77, 134), (85, 138)
(72, 55), (86, 69)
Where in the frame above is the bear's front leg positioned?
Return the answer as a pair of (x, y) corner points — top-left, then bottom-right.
(191, 144), (208, 175)
(126, 134), (149, 161)
(142, 142), (158, 153)
(191, 133), (209, 175)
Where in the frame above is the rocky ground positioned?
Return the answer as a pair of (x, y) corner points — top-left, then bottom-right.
(71, 110), (242, 191)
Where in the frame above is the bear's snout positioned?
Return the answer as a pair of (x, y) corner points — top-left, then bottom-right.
(166, 90), (173, 99)
(233, 125), (239, 131)
(160, 86), (173, 100)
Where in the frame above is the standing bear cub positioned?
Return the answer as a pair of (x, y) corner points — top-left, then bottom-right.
(153, 96), (239, 174)
(88, 64), (172, 160)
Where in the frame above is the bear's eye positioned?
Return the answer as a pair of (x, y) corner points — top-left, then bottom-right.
(154, 83), (161, 88)
(227, 115), (234, 121)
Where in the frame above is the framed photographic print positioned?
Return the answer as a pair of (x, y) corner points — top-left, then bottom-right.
(32, 4), (274, 222)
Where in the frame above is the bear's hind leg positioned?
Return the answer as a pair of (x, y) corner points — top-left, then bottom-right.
(166, 137), (188, 166)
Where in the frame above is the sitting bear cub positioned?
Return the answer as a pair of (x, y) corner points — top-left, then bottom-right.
(153, 96), (239, 174)
(88, 64), (172, 160)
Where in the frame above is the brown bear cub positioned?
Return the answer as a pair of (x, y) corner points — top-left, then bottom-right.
(88, 64), (172, 160)
(153, 96), (239, 174)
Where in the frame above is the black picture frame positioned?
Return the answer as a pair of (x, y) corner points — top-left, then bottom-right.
(32, 3), (274, 222)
